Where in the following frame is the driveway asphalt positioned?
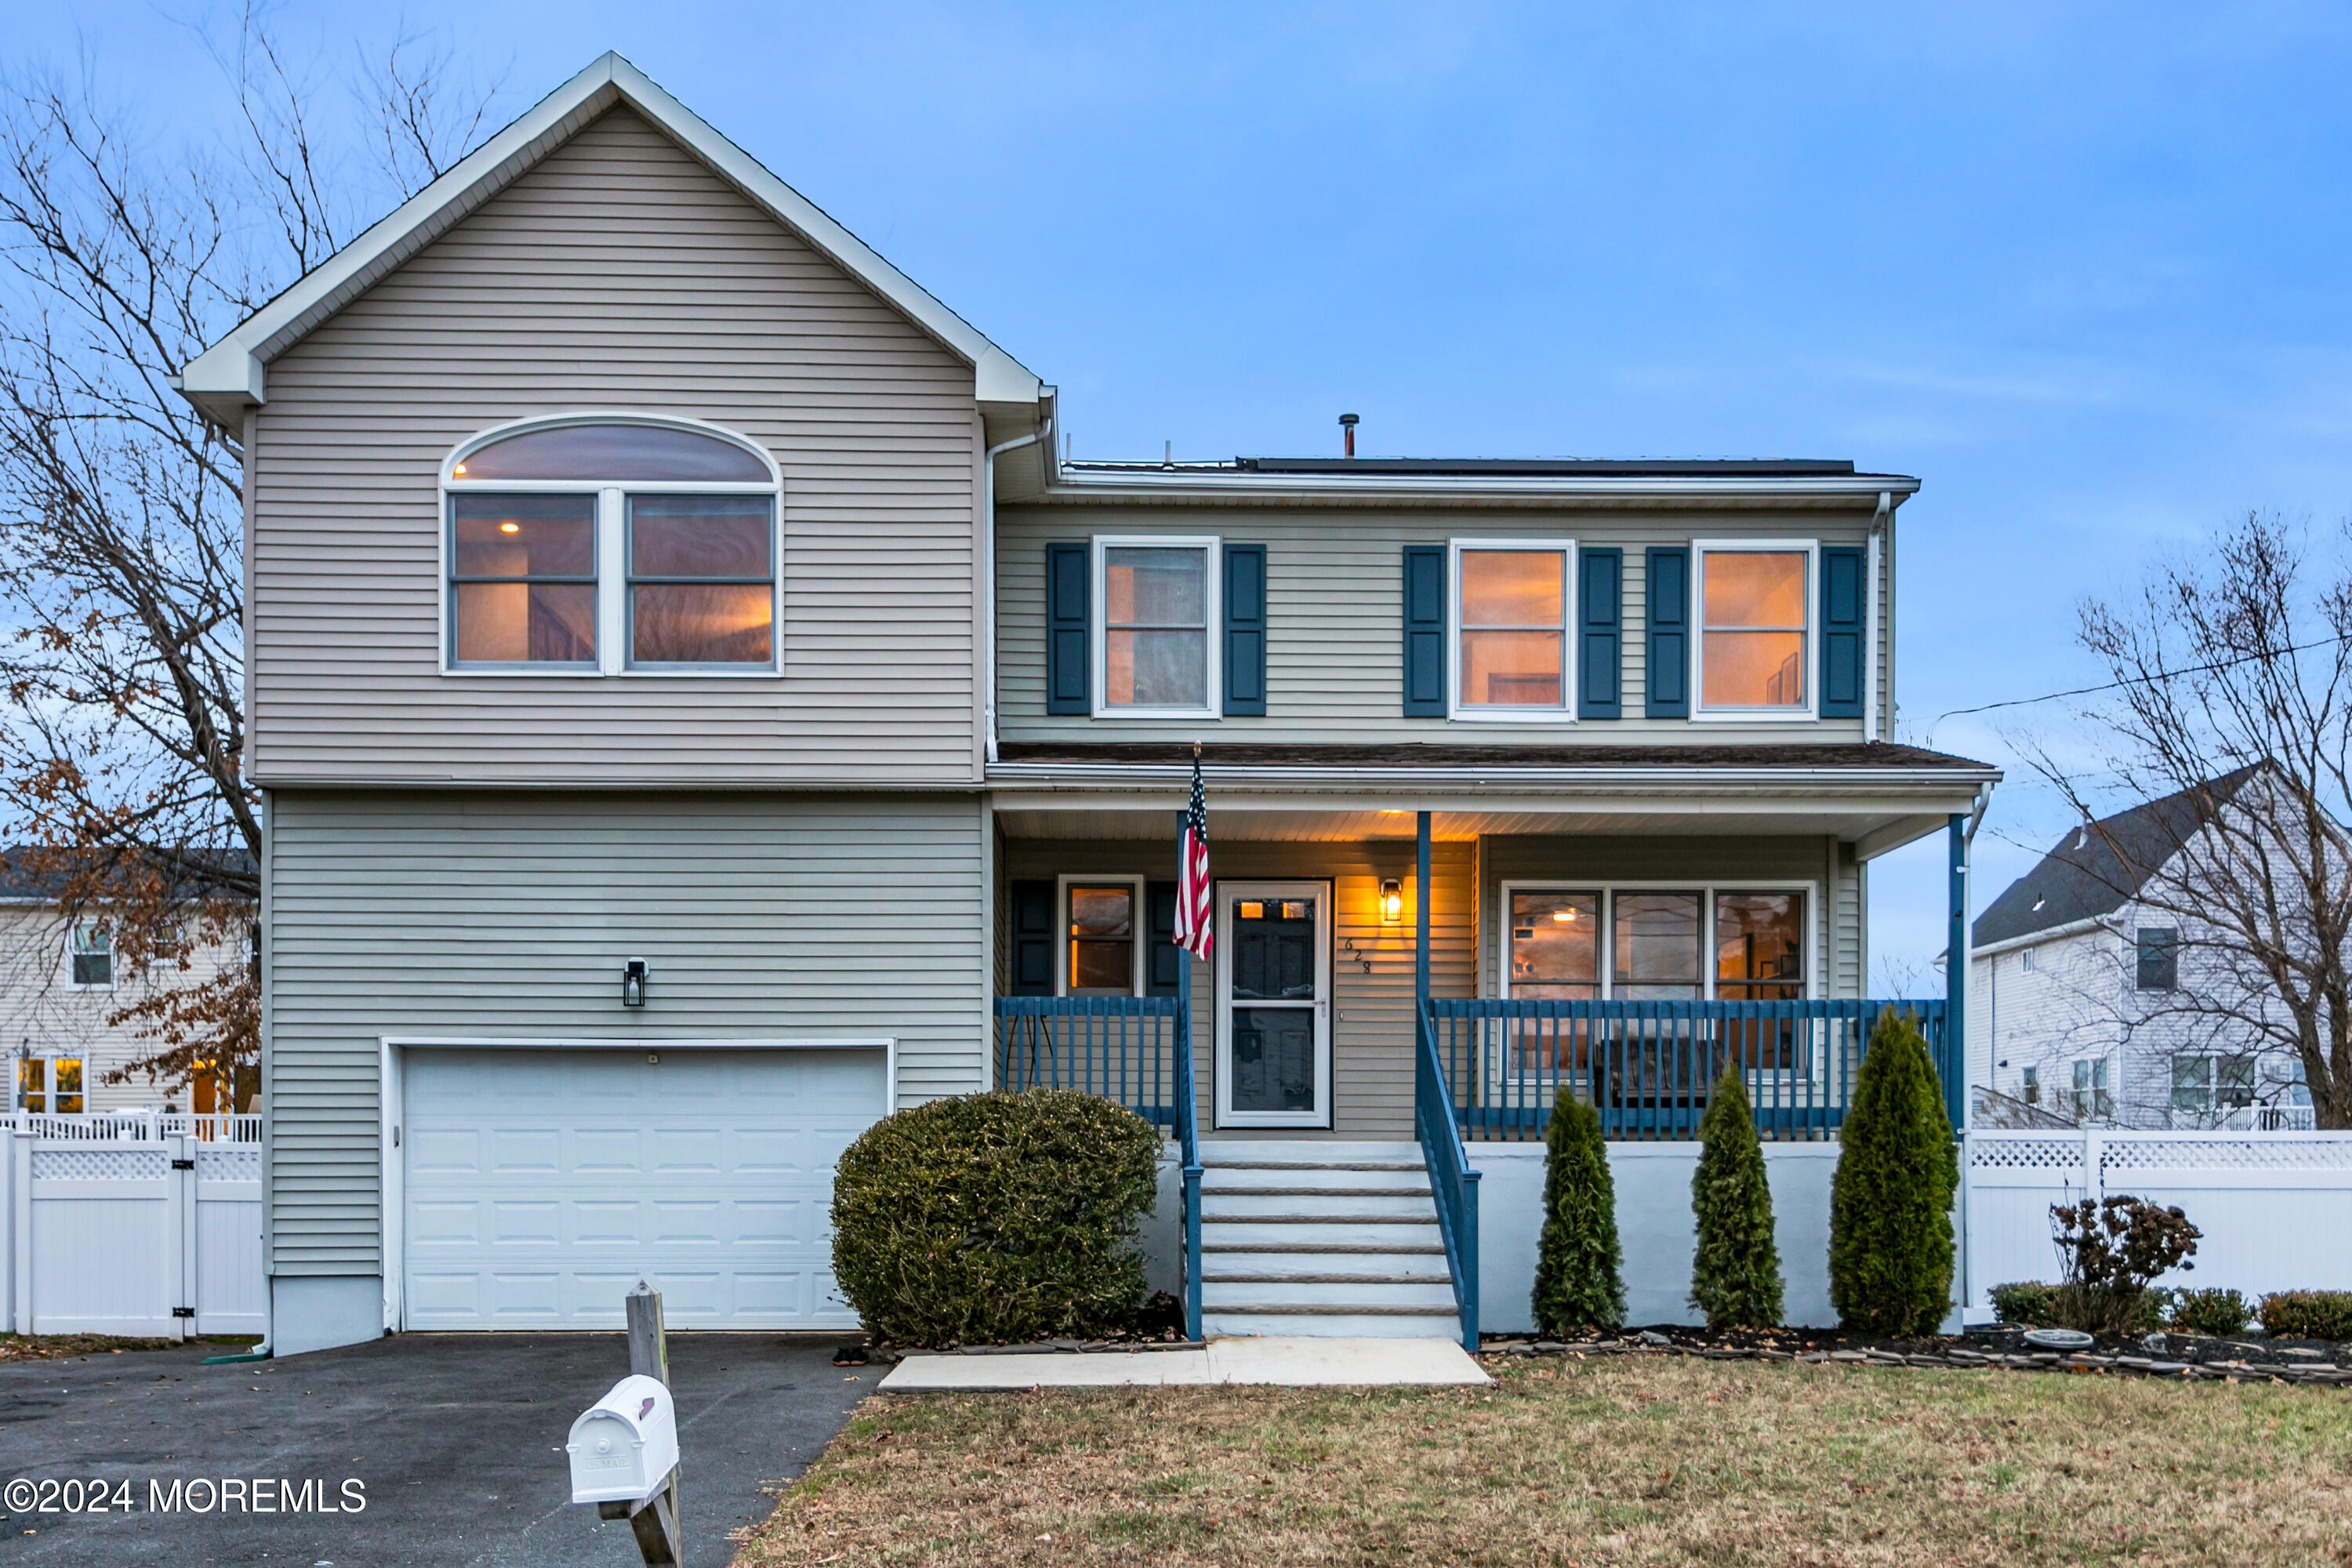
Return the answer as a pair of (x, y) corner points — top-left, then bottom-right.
(0, 1332), (871, 1566)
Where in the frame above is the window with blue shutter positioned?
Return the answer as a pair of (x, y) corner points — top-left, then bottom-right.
(1644, 546), (1690, 717)
(1223, 544), (1266, 716)
(1819, 545), (1865, 719)
(1009, 880), (1054, 995)
(1401, 546), (1446, 717)
(1146, 880), (1181, 995)
(1045, 543), (1089, 715)
(1578, 548), (1622, 719)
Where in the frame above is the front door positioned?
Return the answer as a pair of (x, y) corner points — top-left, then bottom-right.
(1214, 880), (1332, 1129)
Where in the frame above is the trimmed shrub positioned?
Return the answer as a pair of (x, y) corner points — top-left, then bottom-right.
(829, 1088), (1161, 1346)
(1989, 1281), (2061, 1327)
(1534, 1087), (1625, 1334)
(1689, 1064), (1784, 1328)
(1828, 1009), (1957, 1338)
(2169, 1287), (2252, 1338)
(2259, 1290), (2352, 1341)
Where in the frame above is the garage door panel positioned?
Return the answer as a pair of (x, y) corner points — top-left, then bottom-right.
(402, 1047), (882, 1330)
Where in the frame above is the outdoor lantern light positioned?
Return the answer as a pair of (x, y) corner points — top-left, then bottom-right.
(622, 958), (648, 1007)
(1380, 879), (1403, 924)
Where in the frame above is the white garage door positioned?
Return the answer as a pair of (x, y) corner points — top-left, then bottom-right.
(401, 1047), (885, 1330)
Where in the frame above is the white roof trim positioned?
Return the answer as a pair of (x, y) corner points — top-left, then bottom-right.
(1043, 470), (1922, 503)
(180, 51), (1042, 426)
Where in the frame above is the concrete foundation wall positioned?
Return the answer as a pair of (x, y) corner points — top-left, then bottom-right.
(1475, 1142), (1842, 1333)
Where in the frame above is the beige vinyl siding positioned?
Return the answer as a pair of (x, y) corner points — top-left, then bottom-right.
(1479, 834), (1865, 1001)
(1001, 838), (1475, 1139)
(996, 504), (1876, 745)
(265, 789), (986, 1276)
(250, 107), (982, 786)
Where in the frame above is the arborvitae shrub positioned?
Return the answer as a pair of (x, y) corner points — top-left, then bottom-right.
(830, 1088), (1161, 1345)
(1828, 1009), (1958, 1338)
(1533, 1087), (1625, 1334)
(1689, 1064), (1784, 1328)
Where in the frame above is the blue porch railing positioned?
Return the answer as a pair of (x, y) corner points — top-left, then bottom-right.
(993, 993), (1203, 1340)
(1416, 1003), (1482, 1353)
(1423, 996), (1955, 1142)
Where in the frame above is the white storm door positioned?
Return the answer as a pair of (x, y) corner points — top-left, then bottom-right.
(1214, 880), (1333, 1129)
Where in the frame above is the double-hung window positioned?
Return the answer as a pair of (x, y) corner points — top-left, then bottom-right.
(68, 920), (112, 988)
(1061, 877), (1145, 996)
(1092, 538), (1218, 717)
(444, 417), (779, 675)
(1694, 541), (1815, 718)
(1451, 539), (1574, 717)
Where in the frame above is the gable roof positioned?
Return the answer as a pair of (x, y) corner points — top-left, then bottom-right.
(1971, 767), (2262, 949)
(180, 52), (1044, 428)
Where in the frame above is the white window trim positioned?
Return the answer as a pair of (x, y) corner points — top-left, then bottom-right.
(65, 920), (115, 992)
(1054, 874), (1148, 997)
(1496, 880), (1822, 1002)
(1446, 537), (1578, 722)
(1690, 538), (1819, 723)
(438, 412), (783, 679)
(1090, 535), (1221, 720)
(14, 1052), (87, 1112)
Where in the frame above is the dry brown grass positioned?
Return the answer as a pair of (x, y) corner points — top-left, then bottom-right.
(733, 1353), (2352, 1567)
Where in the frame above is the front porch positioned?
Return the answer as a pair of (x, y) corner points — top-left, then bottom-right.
(989, 792), (1978, 1349)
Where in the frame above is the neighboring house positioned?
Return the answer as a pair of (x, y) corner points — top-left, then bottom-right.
(1968, 771), (2318, 1131)
(178, 53), (1994, 1356)
(0, 852), (255, 1114)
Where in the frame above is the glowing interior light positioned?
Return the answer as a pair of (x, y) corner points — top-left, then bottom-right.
(452, 463), (467, 475)
(1552, 909), (1576, 922)
(499, 522), (520, 534)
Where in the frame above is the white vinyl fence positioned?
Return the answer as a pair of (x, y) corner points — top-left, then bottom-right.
(1965, 1129), (2352, 1310)
(1, 1113), (263, 1339)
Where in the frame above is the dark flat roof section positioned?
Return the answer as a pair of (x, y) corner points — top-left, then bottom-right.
(1236, 457), (1865, 477)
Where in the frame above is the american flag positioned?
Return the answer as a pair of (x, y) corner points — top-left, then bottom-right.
(1175, 751), (1213, 960)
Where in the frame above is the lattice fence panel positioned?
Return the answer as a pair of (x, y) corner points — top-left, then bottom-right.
(31, 1147), (170, 1182)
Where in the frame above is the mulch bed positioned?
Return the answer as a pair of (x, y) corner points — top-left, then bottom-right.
(0, 1333), (176, 1363)
(1479, 1323), (2352, 1386)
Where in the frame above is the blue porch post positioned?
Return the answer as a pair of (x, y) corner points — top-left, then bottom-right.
(1177, 945), (1202, 1341)
(1947, 811), (1968, 1131)
(1416, 811), (1432, 1001)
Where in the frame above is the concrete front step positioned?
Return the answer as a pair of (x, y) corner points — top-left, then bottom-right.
(1202, 1219), (1440, 1252)
(1204, 1190), (1435, 1220)
(1199, 1141), (1422, 1163)
(1203, 1250), (1453, 1280)
(1206, 1309), (1464, 1340)
(1203, 1165), (1432, 1192)
(1203, 1278), (1460, 1309)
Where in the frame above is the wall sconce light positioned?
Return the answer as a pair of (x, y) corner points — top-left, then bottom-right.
(622, 957), (648, 1008)
(1380, 879), (1403, 924)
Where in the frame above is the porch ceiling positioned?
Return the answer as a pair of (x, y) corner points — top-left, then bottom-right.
(990, 803), (1962, 857)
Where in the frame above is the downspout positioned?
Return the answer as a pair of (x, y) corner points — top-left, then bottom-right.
(1864, 490), (1889, 744)
(982, 424), (1045, 766)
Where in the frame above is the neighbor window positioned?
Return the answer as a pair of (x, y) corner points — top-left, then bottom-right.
(1094, 539), (1217, 714)
(2136, 927), (2178, 990)
(69, 921), (112, 987)
(2072, 1058), (2112, 1120)
(1697, 544), (1811, 713)
(2020, 946), (2036, 973)
(2170, 1054), (2213, 1112)
(445, 418), (779, 675)
(15, 1057), (82, 1113)
(1454, 542), (1573, 713)
(2218, 1054), (2255, 1109)
(2021, 1065), (2041, 1105)
(1065, 883), (1140, 996)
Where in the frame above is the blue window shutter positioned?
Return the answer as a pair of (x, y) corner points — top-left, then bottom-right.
(1010, 880), (1054, 995)
(1223, 544), (1267, 716)
(1401, 546), (1447, 717)
(1578, 548), (1622, 719)
(1644, 546), (1690, 717)
(1045, 543), (1090, 715)
(1819, 546), (1865, 718)
(1146, 881), (1181, 995)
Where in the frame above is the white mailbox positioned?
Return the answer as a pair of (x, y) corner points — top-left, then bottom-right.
(566, 1374), (681, 1505)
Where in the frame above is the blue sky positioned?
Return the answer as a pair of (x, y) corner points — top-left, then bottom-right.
(24, 1), (2352, 986)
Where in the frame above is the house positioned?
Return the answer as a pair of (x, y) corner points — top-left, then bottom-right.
(0, 851), (255, 1116)
(1968, 771), (2317, 1131)
(178, 53), (1994, 1357)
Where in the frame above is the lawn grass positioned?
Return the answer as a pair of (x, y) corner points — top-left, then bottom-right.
(734, 1354), (2352, 1566)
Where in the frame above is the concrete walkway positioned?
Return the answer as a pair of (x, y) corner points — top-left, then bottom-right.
(879, 1336), (1490, 1391)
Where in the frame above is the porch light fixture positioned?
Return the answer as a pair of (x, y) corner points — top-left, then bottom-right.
(1380, 879), (1403, 924)
(622, 957), (648, 1007)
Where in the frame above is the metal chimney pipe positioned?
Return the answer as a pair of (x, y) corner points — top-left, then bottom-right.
(1339, 412), (1359, 459)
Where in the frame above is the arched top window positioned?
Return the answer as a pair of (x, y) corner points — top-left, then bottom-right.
(448, 417), (775, 485)
(441, 416), (780, 676)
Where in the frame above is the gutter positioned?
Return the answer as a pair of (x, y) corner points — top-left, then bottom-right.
(1039, 471), (1923, 503)
(1969, 911), (2122, 960)
(985, 760), (2002, 792)
(981, 425), (1044, 765)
